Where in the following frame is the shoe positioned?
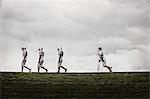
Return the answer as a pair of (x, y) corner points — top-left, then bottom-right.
(109, 67), (112, 72)
(65, 69), (67, 73)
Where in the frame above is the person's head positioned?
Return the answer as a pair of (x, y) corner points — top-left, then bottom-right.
(39, 47), (43, 52)
(57, 46), (62, 51)
(22, 47), (24, 51)
(22, 47), (26, 51)
(98, 47), (102, 51)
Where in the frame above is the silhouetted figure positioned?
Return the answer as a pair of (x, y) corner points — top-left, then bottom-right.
(97, 47), (112, 72)
(38, 48), (48, 73)
(57, 47), (67, 73)
(21, 47), (31, 72)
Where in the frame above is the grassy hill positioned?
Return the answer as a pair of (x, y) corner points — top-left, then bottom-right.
(0, 72), (149, 98)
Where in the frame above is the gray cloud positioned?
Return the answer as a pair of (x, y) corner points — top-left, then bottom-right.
(0, 0), (150, 72)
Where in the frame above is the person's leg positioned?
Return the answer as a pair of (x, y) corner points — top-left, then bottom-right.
(60, 66), (67, 71)
(102, 57), (106, 66)
(40, 61), (48, 72)
(104, 65), (112, 72)
(58, 59), (63, 73)
(21, 62), (23, 72)
(21, 60), (26, 72)
(65, 68), (67, 73)
(22, 65), (31, 72)
(24, 66), (31, 71)
(97, 60), (101, 72)
(37, 62), (40, 72)
(38, 61), (43, 72)
(23, 60), (31, 72)
(22, 66), (23, 72)
(108, 66), (112, 72)
(58, 66), (60, 73)
(102, 59), (112, 72)
(60, 60), (62, 66)
(60, 66), (65, 70)
(38, 66), (40, 72)
(41, 67), (48, 72)
(57, 62), (60, 73)
(58, 66), (67, 73)
(59, 60), (67, 72)
(40, 61), (44, 71)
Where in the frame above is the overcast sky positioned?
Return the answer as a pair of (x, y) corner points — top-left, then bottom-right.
(0, 0), (150, 72)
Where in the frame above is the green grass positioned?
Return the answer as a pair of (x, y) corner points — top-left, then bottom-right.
(0, 72), (149, 98)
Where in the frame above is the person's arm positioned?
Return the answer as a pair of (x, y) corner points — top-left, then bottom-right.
(101, 51), (104, 56)
(23, 51), (26, 60)
(43, 52), (44, 57)
(41, 52), (44, 60)
(39, 52), (42, 62)
(58, 52), (61, 62)
(98, 51), (103, 56)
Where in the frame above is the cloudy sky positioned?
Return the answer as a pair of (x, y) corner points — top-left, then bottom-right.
(0, 0), (150, 72)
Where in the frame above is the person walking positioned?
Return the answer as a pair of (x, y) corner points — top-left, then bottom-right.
(97, 47), (112, 72)
(21, 47), (31, 72)
(37, 48), (48, 73)
(57, 47), (67, 73)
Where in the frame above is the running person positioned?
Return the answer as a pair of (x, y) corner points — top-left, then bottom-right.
(97, 47), (112, 72)
(57, 47), (67, 73)
(37, 48), (48, 73)
(21, 47), (31, 72)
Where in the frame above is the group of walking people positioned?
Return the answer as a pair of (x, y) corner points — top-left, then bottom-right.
(21, 46), (112, 73)
(21, 47), (67, 73)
